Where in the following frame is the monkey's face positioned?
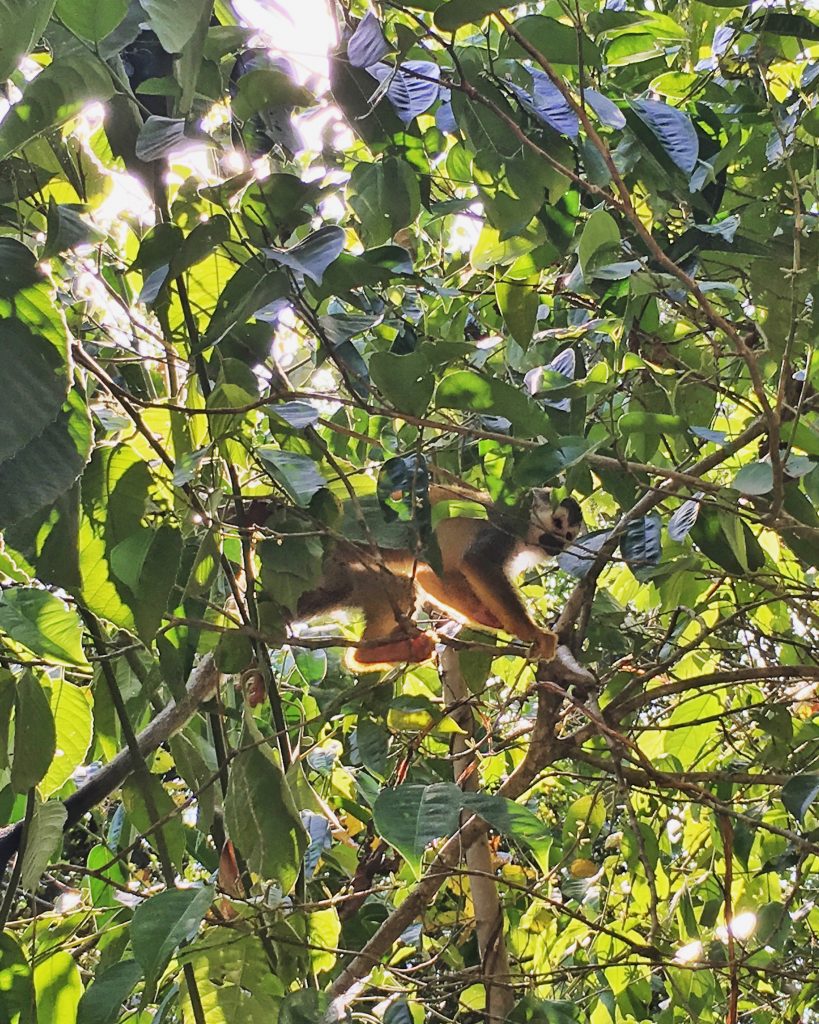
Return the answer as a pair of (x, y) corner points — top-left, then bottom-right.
(529, 491), (584, 555)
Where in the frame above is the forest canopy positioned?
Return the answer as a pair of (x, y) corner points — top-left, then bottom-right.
(0, 1), (818, 1022)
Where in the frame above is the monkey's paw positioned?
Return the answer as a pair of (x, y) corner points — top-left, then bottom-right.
(532, 630), (558, 662)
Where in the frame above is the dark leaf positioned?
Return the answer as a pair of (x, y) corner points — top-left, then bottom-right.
(265, 225), (346, 284)
(366, 60), (441, 124)
(77, 960), (143, 1024)
(667, 497), (701, 542)
(631, 99), (699, 175)
(557, 530), (612, 578)
(781, 774), (819, 823)
(585, 88), (626, 128)
(131, 886), (214, 993)
(347, 12), (391, 67)
(620, 514), (663, 579)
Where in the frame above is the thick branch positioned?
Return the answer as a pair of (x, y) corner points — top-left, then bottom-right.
(0, 655), (220, 878)
(440, 648), (514, 1023)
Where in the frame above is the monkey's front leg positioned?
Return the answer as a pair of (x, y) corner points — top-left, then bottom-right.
(460, 554), (557, 661)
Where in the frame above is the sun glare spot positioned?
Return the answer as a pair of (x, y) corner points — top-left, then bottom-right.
(674, 940), (702, 963)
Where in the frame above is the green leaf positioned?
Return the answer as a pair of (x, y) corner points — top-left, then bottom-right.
(40, 679), (93, 797)
(134, 116), (189, 162)
(0, 0), (56, 81)
(348, 157), (421, 246)
(33, 952), (82, 1024)
(781, 774), (819, 823)
(180, 933), (284, 1021)
(0, 932), (35, 1024)
(0, 55), (114, 162)
(43, 200), (105, 257)
(499, 15), (601, 67)
(121, 774), (186, 872)
(0, 670), (14, 769)
(578, 210), (621, 276)
(495, 275), (539, 348)
(224, 729), (307, 894)
(0, 388), (93, 528)
(232, 68), (314, 119)
(20, 798), (67, 890)
(434, 0), (510, 31)
(732, 461), (774, 495)
(0, 588), (87, 666)
(258, 530), (325, 614)
(11, 671), (56, 793)
(257, 449), (327, 507)
(86, 843), (128, 910)
(562, 793), (605, 850)
(618, 410), (687, 435)
(109, 525), (182, 641)
(0, 239), (70, 462)
(374, 782), (462, 874)
(214, 630), (254, 674)
(436, 370), (555, 439)
(77, 960), (143, 1024)
(690, 506), (765, 575)
(369, 350), (433, 416)
(131, 886), (214, 992)
(140, 0), (213, 53)
(55, 0), (128, 42)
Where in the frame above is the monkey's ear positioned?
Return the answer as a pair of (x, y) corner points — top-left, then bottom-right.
(530, 488), (553, 512)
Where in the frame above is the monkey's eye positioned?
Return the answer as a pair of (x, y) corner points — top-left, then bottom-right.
(566, 530), (575, 541)
(553, 515), (564, 530)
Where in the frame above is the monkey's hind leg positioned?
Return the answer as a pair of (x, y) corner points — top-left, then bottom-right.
(414, 565), (502, 629)
(345, 569), (435, 672)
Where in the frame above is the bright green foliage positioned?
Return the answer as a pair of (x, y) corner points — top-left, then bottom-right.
(0, 1), (817, 1022)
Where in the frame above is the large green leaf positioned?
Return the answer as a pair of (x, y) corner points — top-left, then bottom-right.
(40, 679), (93, 797)
(11, 671), (56, 793)
(109, 525), (183, 641)
(32, 952), (82, 1024)
(781, 774), (819, 823)
(0, 933), (35, 1024)
(121, 775), (187, 873)
(0, 588), (87, 667)
(0, 388), (93, 528)
(54, 0), (128, 43)
(131, 886), (214, 992)
(369, 350), (433, 416)
(499, 14), (601, 66)
(436, 370), (555, 439)
(20, 799), (67, 890)
(140, 0), (213, 53)
(348, 157), (421, 246)
(224, 729), (307, 894)
(0, 0), (56, 81)
(434, 0), (511, 31)
(0, 238), (70, 462)
(77, 960), (143, 1024)
(0, 55), (114, 162)
(374, 783), (550, 875)
(495, 274), (539, 348)
(180, 933), (285, 1022)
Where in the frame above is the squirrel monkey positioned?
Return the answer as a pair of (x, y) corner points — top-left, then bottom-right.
(296, 485), (584, 671)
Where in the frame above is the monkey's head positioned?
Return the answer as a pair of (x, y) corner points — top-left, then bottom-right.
(528, 490), (584, 555)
